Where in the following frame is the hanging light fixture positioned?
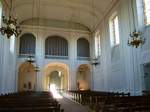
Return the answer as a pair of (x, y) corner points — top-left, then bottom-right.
(91, 57), (100, 66)
(128, 30), (145, 48)
(34, 65), (40, 72)
(127, 0), (145, 48)
(0, 0), (21, 38)
(34, 64), (40, 91)
(25, 0), (36, 64)
(26, 54), (35, 64)
(34, 0), (41, 72)
(90, 0), (100, 66)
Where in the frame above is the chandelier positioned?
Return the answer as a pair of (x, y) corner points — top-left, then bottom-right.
(91, 57), (100, 66)
(0, 0), (21, 38)
(34, 66), (40, 72)
(127, 0), (145, 48)
(26, 54), (35, 64)
(128, 30), (145, 48)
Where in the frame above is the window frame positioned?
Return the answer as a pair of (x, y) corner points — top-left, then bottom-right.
(19, 33), (36, 56)
(95, 32), (101, 57)
(77, 37), (90, 60)
(143, 0), (150, 25)
(0, 1), (2, 27)
(45, 36), (68, 58)
(109, 13), (120, 47)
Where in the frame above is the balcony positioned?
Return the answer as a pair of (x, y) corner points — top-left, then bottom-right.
(77, 57), (90, 61)
(45, 55), (68, 60)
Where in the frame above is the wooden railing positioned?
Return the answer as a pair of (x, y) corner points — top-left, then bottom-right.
(68, 90), (130, 104)
(68, 90), (150, 112)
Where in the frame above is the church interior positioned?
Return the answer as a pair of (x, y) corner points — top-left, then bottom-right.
(0, 0), (150, 112)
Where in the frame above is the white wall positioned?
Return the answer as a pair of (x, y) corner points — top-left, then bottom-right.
(136, 0), (150, 91)
(1, 0), (149, 95)
(92, 0), (144, 95)
(0, 34), (17, 94)
(16, 26), (92, 91)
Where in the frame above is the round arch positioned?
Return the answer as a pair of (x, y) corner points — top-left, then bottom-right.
(18, 62), (36, 92)
(43, 63), (69, 91)
(19, 33), (36, 55)
(77, 38), (90, 57)
(77, 37), (90, 43)
(45, 35), (69, 41)
(19, 33), (36, 39)
(45, 35), (68, 57)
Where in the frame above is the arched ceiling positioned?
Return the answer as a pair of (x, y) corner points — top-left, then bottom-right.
(4, 0), (117, 32)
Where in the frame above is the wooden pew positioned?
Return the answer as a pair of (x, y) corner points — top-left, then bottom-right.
(0, 91), (64, 112)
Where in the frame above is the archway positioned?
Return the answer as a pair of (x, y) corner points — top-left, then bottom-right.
(18, 62), (36, 92)
(49, 71), (61, 90)
(76, 64), (91, 90)
(44, 63), (69, 91)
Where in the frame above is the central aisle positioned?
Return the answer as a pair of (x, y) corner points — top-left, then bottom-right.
(58, 97), (91, 112)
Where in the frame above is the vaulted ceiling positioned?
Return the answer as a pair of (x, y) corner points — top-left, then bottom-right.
(4, 0), (117, 32)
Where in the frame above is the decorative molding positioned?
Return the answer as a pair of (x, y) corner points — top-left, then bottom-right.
(21, 25), (91, 35)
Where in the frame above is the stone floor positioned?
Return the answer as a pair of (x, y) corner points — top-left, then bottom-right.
(58, 97), (92, 112)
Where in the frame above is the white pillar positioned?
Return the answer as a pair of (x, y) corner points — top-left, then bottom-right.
(35, 32), (45, 91)
(0, 35), (4, 94)
(68, 34), (77, 90)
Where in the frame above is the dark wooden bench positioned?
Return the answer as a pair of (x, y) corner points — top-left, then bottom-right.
(0, 91), (64, 112)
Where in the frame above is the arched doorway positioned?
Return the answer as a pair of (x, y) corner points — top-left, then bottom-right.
(18, 62), (36, 92)
(44, 63), (69, 91)
(76, 64), (91, 90)
(49, 71), (61, 90)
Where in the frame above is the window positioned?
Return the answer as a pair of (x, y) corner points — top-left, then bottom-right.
(45, 36), (68, 58)
(95, 33), (101, 57)
(143, 0), (150, 25)
(19, 33), (36, 56)
(110, 15), (120, 46)
(77, 38), (90, 60)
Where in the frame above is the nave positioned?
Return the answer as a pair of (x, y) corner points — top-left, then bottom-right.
(58, 97), (91, 112)
(1, 0), (150, 111)
(0, 90), (150, 112)
(0, 91), (91, 112)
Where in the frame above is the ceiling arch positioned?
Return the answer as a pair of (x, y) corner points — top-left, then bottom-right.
(4, 0), (117, 31)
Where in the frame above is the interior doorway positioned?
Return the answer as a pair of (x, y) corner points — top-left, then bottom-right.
(44, 63), (69, 91)
(18, 62), (36, 92)
(48, 71), (61, 90)
(76, 64), (91, 91)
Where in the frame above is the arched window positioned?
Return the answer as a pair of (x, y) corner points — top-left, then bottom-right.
(77, 38), (90, 60)
(19, 33), (36, 56)
(45, 36), (68, 59)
